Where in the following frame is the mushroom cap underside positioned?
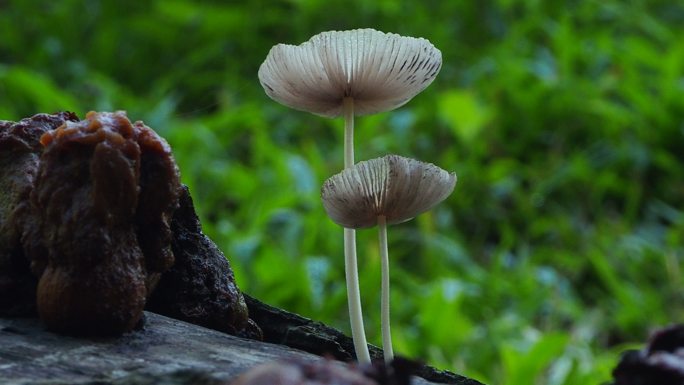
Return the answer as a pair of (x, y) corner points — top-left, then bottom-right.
(321, 154), (456, 229)
(258, 28), (442, 118)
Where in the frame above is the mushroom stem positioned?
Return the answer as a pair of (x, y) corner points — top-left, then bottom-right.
(344, 227), (370, 363)
(343, 97), (354, 169)
(342, 96), (370, 363)
(378, 215), (394, 362)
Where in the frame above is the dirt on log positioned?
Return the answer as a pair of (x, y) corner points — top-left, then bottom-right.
(0, 311), (478, 385)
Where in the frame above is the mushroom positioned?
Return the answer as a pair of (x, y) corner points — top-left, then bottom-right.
(259, 29), (441, 363)
(321, 154), (456, 362)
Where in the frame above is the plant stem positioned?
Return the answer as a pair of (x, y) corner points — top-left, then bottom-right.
(342, 97), (370, 363)
(378, 215), (393, 362)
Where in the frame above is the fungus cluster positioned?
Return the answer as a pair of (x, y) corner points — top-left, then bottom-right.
(0, 111), (260, 338)
(259, 28), (455, 363)
(27, 111), (180, 335)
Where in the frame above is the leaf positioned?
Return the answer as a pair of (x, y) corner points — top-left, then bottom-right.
(502, 332), (570, 385)
(438, 89), (491, 142)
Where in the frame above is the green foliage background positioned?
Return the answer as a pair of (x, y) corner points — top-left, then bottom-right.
(2, 1), (683, 384)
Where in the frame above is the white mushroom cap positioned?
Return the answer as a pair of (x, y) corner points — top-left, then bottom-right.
(258, 29), (442, 118)
(321, 155), (456, 229)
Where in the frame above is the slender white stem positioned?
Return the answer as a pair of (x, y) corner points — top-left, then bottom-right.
(378, 215), (393, 362)
(344, 228), (370, 363)
(343, 97), (354, 169)
(342, 97), (370, 363)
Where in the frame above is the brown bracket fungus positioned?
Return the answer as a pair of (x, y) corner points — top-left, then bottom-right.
(322, 154), (456, 361)
(259, 28), (442, 363)
(0, 111), (258, 339)
(26, 111), (180, 336)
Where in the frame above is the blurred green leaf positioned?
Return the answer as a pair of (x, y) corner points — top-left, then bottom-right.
(438, 89), (491, 143)
(0, 65), (80, 118)
(502, 332), (570, 385)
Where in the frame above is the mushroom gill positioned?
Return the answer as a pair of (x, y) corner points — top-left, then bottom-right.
(321, 154), (456, 229)
(258, 28), (442, 118)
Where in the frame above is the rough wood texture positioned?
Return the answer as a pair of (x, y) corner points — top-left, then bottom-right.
(245, 295), (482, 385)
(0, 311), (474, 385)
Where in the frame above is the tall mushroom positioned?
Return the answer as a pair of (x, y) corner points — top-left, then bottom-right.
(321, 155), (457, 362)
(259, 28), (441, 363)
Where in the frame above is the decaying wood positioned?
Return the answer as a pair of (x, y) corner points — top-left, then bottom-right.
(0, 311), (471, 385)
(245, 295), (483, 385)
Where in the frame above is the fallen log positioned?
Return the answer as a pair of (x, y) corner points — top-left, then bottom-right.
(245, 295), (481, 385)
(0, 311), (479, 385)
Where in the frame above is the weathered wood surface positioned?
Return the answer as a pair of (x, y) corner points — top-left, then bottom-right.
(0, 311), (465, 385)
(245, 295), (482, 385)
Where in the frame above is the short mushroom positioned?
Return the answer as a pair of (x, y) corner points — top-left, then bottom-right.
(321, 154), (456, 362)
(259, 29), (441, 363)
